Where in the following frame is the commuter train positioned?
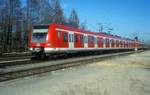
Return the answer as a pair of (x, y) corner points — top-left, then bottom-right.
(29, 23), (144, 59)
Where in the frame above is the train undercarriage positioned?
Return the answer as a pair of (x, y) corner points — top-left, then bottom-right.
(31, 47), (144, 60)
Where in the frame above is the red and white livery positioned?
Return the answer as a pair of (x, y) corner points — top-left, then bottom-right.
(29, 23), (144, 58)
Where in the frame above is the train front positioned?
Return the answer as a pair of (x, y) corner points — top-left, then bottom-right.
(29, 25), (50, 59)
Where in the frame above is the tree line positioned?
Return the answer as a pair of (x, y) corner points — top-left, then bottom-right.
(0, 0), (80, 53)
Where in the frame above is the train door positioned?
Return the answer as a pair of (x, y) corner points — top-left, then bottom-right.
(84, 34), (88, 48)
(103, 38), (106, 48)
(109, 39), (112, 48)
(94, 36), (98, 48)
(68, 32), (74, 49)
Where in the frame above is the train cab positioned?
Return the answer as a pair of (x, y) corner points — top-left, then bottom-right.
(29, 25), (50, 58)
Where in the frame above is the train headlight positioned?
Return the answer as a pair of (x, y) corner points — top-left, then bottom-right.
(30, 48), (33, 51)
(46, 43), (51, 46)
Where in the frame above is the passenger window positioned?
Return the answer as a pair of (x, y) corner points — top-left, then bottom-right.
(58, 31), (61, 39)
(120, 41), (122, 46)
(88, 36), (94, 43)
(63, 33), (68, 42)
(91, 36), (94, 43)
(88, 36), (90, 43)
(103, 39), (106, 44)
(84, 36), (88, 43)
(80, 35), (84, 43)
(98, 38), (102, 43)
(74, 35), (78, 42)
(101, 38), (103, 43)
(103, 38), (106, 47)
(110, 39), (112, 44)
(94, 37), (97, 44)
(106, 39), (109, 44)
(116, 40), (119, 46)
(112, 40), (114, 44)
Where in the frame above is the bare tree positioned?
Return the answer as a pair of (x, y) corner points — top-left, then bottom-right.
(80, 20), (88, 30)
(52, 0), (65, 24)
(0, 0), (13, 53)
(68, 9), (79, 28)
(0, 0), (5, 48)
(0, 0), (24, 52)
(12, 0), (24, 51)
(39, 0), (53, 24)
(27, 0), (41, 24)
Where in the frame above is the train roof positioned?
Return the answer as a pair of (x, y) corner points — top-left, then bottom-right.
(53, 23), (136, 42)
(32, 23), (141, 43)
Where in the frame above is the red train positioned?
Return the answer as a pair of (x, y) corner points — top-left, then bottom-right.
(29, 23), (144, 59)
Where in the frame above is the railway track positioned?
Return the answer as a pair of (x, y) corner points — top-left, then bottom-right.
(0, 56), (31, 61)
(0, 52), (32, 66)
(0, 52), (30, 57)
(0, 50), (144, 82)
(0, 56), (33, 67)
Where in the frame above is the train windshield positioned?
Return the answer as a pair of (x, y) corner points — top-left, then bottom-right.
(32, 25), (49, 42)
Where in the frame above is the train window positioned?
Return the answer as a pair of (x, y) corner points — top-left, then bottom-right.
(105, 39), (108, 44)
(97, 38), (100, 43)
(63, 33), (68, 42)
(74, 35), (78, 42)
(32, 26), (48, 42)
(120, 41), (122, 46)
(58, 31), (61, 39)
(84, 36), (88, 43)
(110, 39), (112, 44)
(91, 36), (94, 43)
(114, 40), (116, 45)
(94, 37), (97, 44)
(116, 40), (119, 46)
(32, 33), (47, 42)
(112, 40), (115, 46)
(123, 42), (125, 46)
(103, 38), (106, 47)
(88, 36), (91, 43)
(80, 35), (84, 43)
(126, 42), (128, 47)
(88, 36), (94, 43)
(98, 38), (102, 43)
(111, 40), (113, 44)
(116, 40), (118, 46)
(106, 39), (109, 44)
(124, 42), (126, 47)
(103, 38), (106, 44)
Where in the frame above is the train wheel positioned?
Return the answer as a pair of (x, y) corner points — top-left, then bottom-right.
(31, 52), (45, 60)
(40, 52), (46, 60)
(38, 47), (46, 60)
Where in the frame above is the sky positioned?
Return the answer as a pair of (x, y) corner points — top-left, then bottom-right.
(21, 0), (150, 42)
(61, 0), (150, 42)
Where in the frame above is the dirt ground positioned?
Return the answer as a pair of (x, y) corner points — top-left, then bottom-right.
(0, 51), (150, 95)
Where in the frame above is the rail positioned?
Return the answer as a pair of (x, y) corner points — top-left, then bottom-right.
(0, 50), (144, 82)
